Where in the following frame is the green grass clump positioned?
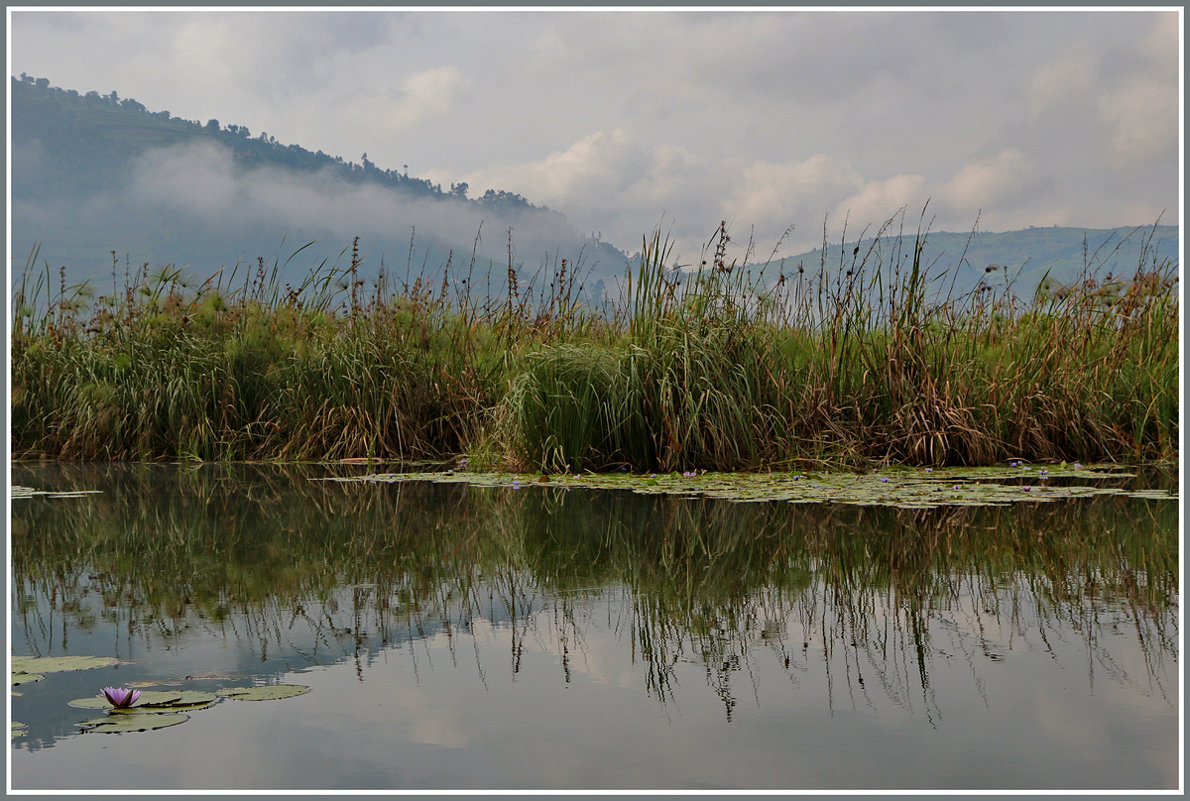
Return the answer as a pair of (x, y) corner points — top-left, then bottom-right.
(11, 243), (509, 461)
(490, 218), (1177, 471)
(10, 214), (1179, 469)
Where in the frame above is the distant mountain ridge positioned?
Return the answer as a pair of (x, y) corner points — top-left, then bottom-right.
(774, 223), (1178, 300)
(9, 73), (631, 297)
(9, 74), (1178, 303)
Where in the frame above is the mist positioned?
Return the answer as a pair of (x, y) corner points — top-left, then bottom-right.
(12, 139), (628, 296)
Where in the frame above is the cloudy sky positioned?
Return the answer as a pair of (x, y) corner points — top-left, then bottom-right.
(7, 7), (1181, 260)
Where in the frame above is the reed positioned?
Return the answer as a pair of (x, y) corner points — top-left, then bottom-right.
(10, 214), (1179, 468)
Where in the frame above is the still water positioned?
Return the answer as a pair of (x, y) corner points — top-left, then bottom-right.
(9, 462), (1179, 790)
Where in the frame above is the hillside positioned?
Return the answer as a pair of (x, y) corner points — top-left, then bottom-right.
(775, 223), (1179, 301)
(9, 74), (631, 298)
(9, 74), (1177, 305)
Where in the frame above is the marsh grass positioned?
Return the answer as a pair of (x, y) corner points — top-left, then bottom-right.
(10, 212), (1179, 468)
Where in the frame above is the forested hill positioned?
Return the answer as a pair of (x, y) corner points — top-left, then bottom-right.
(13, 72), (474, 204)
(10, 74), (630, 295)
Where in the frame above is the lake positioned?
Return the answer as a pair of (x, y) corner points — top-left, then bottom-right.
(9, 461), (1179, 791)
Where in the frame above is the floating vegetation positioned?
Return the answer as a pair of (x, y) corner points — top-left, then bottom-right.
(10, 643), (310, 739)
(335, 463), (1174, 510)
(11, 655), (118, 674)
(10, 485), (101, 500)
(11, 721), (27, 739)
(62, 684), (307, 735)
(76, 712), (189, 734)
(69, 690), (219, 713)
(215, 684), (311, 701)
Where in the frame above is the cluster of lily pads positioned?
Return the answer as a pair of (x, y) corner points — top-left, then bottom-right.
(328, 462), (1175, 510)
(11, 654), (309, 737)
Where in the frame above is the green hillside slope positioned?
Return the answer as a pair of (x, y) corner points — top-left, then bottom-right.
(10, 74), (630, 296)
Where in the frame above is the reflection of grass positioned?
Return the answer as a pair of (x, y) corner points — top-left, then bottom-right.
(10, 214), (1179, 468)
(12, 463), (1176, 713)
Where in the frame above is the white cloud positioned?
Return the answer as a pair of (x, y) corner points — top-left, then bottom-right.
(526, 28), (568, 70)
(497, 128), (653, 200)
(1097, 79), (1179, 163)
(457, 129), (714, 254)
(939, 149), (1034, 211)
(1023, 13), (1178, 174)
(169, 17), (239, 93)
(331, 66), (468, 145)
(726, 155), (862, 236)
(398, 67), (468, 127)
(829, 174), (930, 235)
(1095, 18), (1180, 166)
(1027, 42), (1098, 119)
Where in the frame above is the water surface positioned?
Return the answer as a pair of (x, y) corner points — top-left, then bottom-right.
(9, 462), (1179, 790)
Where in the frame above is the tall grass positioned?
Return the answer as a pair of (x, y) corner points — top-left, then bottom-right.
(10, 213), (1179, 468)
(498, 216), (1178, 470)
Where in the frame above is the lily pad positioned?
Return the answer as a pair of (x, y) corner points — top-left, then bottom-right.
(69, 696), (126, 710)
(216, 684), (310, 701)
(1124, 488), (1178, 500)
(11, 655), (118, 674)
(11, 671), (43, 686)
(69, 692), (172, 709)
(76, 712), (188, 733)
(150, 699), (217, 712)
(68, 689), (219, 711)
(123, 690), (185, 706)
(11, 721), (27, 739)
(340, 464), (1175, 510)
(142, 689), (216, 706)
(129, 690), (217, 711)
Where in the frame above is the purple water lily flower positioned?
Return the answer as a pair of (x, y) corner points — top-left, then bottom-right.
(99, 687), (141, 708)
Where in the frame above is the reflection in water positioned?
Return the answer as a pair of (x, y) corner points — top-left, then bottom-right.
(11, 461), (1176, 732)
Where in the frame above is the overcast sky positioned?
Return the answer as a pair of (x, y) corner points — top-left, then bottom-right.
(7, 7), (1182, 260)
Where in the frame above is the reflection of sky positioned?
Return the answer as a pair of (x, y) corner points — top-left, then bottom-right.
(10, 462), (1178, 790)
(10, 575), (1178, 790)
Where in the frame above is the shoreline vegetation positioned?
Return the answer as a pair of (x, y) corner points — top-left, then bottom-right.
(10, 213), (1179, 471)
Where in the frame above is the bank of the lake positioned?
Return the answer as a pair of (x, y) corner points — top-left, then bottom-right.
(11, 226), (1178, 471)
